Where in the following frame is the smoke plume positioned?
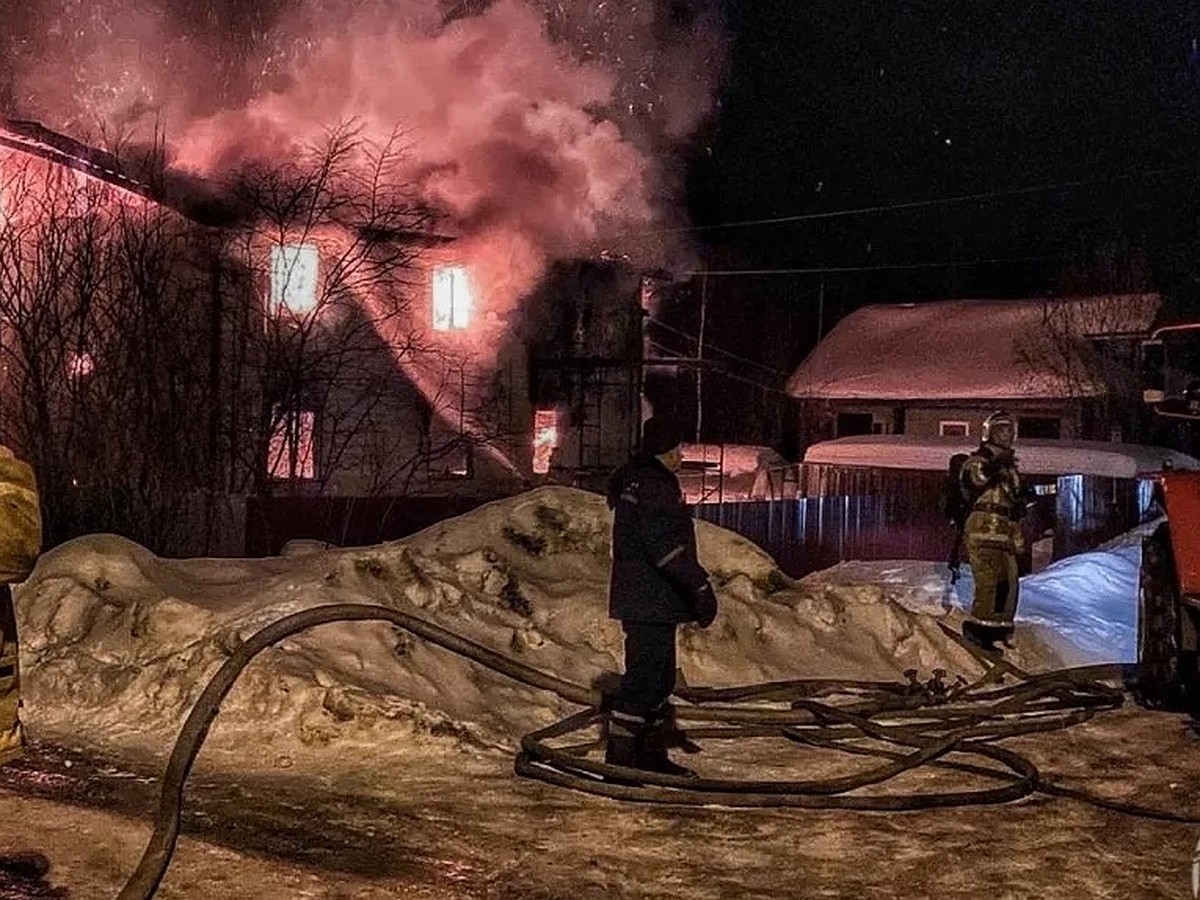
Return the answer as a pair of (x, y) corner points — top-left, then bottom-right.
(0, 0), (726, 312)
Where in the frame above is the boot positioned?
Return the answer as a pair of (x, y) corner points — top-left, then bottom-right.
(998, 623), (1016, 648)
(602, 710), (645, 784)
(962, 619), (999, 653)
(637, 713), (698, 779)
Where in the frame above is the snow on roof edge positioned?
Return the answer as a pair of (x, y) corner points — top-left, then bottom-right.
(802, 435), (1199, 478)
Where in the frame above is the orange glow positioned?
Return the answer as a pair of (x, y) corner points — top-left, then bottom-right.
(270, 244), (319, 315)
(432, 265), (471, 330)
(532, 408), (558, 475)
(268, 408), (316, 480)
(67, 351), (94, 378)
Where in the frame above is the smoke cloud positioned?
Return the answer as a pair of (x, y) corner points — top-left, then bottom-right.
(0, 0), (726, 313)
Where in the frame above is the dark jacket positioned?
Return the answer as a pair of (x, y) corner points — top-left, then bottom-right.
(605, 454), (710, 623)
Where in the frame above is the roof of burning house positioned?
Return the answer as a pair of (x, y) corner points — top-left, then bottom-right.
(0, 118), (460, 241)
(0, 118), (520, 478)
(786, 294), (1162, 401)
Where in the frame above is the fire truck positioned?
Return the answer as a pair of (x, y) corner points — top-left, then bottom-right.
(1136, 325), (1200, 712)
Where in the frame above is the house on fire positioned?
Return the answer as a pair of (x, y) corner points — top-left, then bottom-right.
(0, 118), (649, 553)
(785, 294), (1163, 446)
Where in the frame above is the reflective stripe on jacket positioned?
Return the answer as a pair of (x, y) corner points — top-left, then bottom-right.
(961, 442), (1025, 553)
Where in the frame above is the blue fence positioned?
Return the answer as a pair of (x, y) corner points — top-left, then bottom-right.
(694, 468), (1155, 579)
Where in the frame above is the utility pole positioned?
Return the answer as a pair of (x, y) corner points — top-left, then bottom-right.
(695, 272), (708, 443)
(817, 279), (825, 340)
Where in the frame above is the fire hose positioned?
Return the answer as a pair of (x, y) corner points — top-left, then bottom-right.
(116, 604), (1200, 900)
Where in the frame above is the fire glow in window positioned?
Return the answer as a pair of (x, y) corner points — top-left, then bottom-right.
(268, 407), (316, 480)
(270, 244), (319, 315)
(532, 408), (558, 475)
(67, 351), (94, 378)
(432, 266), (471, 331)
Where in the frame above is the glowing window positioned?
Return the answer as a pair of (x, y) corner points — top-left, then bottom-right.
(532, 409), (558, 475)
(268, 407), (316, 480)
(67, 351), (94, 378)
(432, 266), (471, 331)
(270, 244), (319, 315)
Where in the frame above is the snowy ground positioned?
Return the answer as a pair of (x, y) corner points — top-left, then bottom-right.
(1, 488), (1197, 899)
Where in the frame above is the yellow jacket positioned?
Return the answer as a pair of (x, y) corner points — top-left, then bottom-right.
(0, 447), (42, 767)
(961, 441), (1025, 554)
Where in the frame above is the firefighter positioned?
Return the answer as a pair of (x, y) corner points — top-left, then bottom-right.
(960, 410), (1025, 652)
(604, 415), (717, 777)
(0, 446), (42, 768)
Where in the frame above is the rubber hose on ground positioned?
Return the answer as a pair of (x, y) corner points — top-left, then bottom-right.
(116, 603), (1200, 900)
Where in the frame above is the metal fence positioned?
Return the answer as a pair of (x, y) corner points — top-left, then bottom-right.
(694, 465), (1155, 579)
(242, 465), (1155, 577)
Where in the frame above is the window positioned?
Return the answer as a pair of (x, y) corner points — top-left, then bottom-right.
(1017, 416), (1061, 439)
(532, 408), (559, 474)
(269, 244), (319, 315)
(268, 407), (316, 480)
(836, 412), (873, 437)
(939, 420), (969, 437)
(67, 351), (94, 378)
(432, 266), (471, 330)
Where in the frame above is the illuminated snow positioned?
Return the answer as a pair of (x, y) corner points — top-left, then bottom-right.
(803, 435), (1198, 478)
(787, 294), (1162, 401)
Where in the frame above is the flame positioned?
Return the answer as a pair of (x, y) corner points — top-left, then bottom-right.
(532, 407), (558, 474)
(432, 265), (471, 331)
(269, 243), (320, 316)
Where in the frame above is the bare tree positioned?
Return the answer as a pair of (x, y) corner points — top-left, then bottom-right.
(0, 122), (519, 555)
(1012, 294), (1157, 441)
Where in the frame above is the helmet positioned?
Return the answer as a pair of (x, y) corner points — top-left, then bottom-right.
(982, 409), (1014, 447)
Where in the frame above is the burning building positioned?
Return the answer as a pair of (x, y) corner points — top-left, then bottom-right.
(0, 116), (654, 554)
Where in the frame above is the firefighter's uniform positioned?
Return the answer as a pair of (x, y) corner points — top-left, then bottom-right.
(604, 416), (716, 776)
(0, 447), (42, 767)
(960, 412), (1024, 649)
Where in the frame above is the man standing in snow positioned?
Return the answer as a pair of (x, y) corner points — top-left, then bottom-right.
(0, 446), (42, 768)
(960, 410), (1026, 652)
(603, 415), (717, 778)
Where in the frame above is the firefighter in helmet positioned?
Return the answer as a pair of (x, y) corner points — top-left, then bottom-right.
(959, 410), (1025, 651)
(0, 447), (42, 767)
(603, 415), (717, 778)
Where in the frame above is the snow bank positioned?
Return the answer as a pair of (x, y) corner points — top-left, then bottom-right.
(11, 487), (1067, 764)
(803, 542), (1142, 667)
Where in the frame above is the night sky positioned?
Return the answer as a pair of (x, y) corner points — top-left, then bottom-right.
(693, 2), (1200, 285)
(667, 2), (1200, 442)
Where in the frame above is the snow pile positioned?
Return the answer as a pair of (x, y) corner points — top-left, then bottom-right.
(11, 487), (1070, 764)
(804, 541), (1143, 667)
(681, 443), (787, 477)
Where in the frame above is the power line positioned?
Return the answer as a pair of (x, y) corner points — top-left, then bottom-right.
(649, 317), (789, 377)
(614, 164), (1192, 239)
(646, 340), (795, 399)
(681, 251), (1069, 277)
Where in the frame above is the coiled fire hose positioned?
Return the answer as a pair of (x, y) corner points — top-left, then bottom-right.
(117, 604), (1200, 900)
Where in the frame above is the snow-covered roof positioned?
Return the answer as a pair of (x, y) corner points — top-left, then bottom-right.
(802, 435), (1199, 478)
(786, 295), (1162, 401)
(681, 443), (787, 476)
